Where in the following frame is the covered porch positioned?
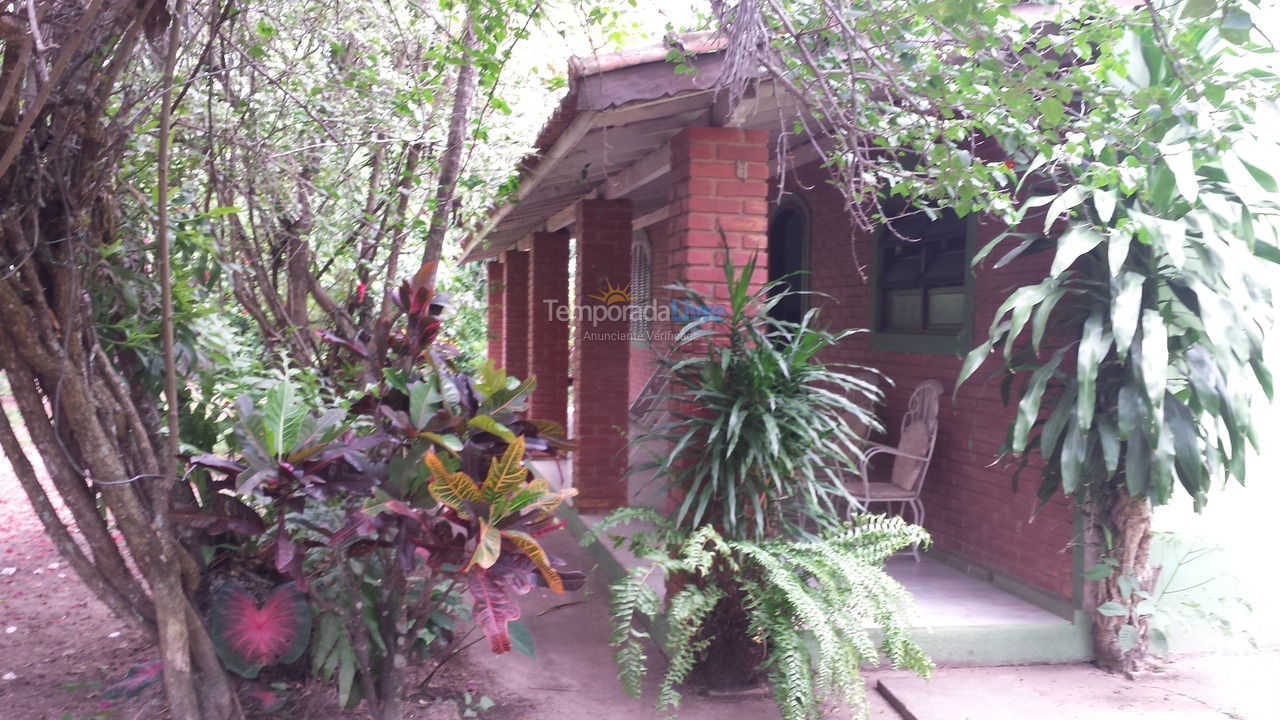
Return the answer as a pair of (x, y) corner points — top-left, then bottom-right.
(466, 36), (1090, 664)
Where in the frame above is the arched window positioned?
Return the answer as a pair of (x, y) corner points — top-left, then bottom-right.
(630, 231), (652, 342)
(768, 199), (810, 326)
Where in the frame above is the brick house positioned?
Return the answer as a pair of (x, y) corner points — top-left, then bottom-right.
(464, 34), (1089, 662)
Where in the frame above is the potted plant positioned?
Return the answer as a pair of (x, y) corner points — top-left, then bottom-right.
(601, 252), (932, 719)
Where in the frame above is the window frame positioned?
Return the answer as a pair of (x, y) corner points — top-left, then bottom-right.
(869, 211), (977, 356)
(629, 230), (652, 347)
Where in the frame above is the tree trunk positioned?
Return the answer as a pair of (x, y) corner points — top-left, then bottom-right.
(417, 16), (478, 289)
(1086, 490), (1155, 675)
(0, 3), (243, 717)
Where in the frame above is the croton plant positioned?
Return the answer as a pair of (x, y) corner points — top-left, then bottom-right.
(180, 279), (581, 718)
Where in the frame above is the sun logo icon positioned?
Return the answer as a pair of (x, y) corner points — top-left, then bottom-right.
(589, 279), (632, 305)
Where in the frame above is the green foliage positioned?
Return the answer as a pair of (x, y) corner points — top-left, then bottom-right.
(601, 511), (932, 720)
(956, 8), (1280, 513)
(733, 0), (1278, 667)
(1090, 531), (1257, 658)
(635, 249), (883, 541)
(189, 282), (580, 716)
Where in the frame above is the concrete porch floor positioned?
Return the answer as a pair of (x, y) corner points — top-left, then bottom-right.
(563, 504), (1091, 666)
(875, 554), (1090, 665)
(883, 555), (1065, 627)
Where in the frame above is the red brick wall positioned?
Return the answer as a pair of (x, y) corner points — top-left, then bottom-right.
(527, 231), (570, 427)
(501, 249), (530, 378)
(573, 199), (633, 511)
(486, 261), (503, 365)
(779, 160), (1076, 600)
(668, 127), (770, 299)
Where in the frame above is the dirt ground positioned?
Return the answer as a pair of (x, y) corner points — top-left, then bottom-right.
(3, 396), (1278, 720)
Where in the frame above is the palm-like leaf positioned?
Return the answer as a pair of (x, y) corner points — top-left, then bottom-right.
(634, 251), (883, 541)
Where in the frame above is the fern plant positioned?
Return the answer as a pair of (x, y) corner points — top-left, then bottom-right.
(596, 509), (933, 720)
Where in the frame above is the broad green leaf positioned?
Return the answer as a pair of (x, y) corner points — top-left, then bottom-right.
(1119, 30), (1149, 87)
(1013, 345), (1069, 454)
(1161, 143), (1197, 204)
(467, 520), (501, 570)
(1097, 601), (1129, 617)
(1118, 624), (1139, 653)
(262, 380), (306, 457)
(1051, 226), (1104, 276)
(1093, 188), (1117, 223)
(1125, 429), (1150, 496)
(1222, 151), (1268, 206)
(507, 620), (535, 659)
(408, 381), (439, 429)
(1107, 227), (1132, 277)
(337, 641), (357, 708)
(1031, 287), (1067, 353)
(1060, 414), (1085, 494)
(1111, 272), (1145, 360)
(1076, 312), (1108, 432)
(1117, 386), (1142, 437)
(1150, 627), (1170, 657)
(469, 415), (517, 443)
(1165, 394), (1205, 501)
(1099, 418), (1121, 476)
(420, 431), (463, 454)
(958, 340), (993, 386)
(1041, 381), (1076, 459)
(1083, 562), (1114, 581)
(1181, 0), (1214, 17)
(1044, 186), (1087, 232)
(1139, 310), (1168, 407)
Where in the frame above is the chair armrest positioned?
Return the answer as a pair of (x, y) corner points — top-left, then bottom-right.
(852, 443), (930, 501)
(854, 444), (892, 499)
(864, 443), (929, 463)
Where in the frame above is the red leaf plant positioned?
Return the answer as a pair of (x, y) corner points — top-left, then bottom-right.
(209, 582), (312, 678)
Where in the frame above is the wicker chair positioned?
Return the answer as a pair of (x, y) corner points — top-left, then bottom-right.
(847, 379), (942, 560)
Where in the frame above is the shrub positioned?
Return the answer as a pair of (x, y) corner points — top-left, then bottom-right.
(188, 280), (581, 719)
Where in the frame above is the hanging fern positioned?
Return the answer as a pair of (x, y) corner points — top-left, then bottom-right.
(604, 513), (933, 720)
(656, 584), (724, 713)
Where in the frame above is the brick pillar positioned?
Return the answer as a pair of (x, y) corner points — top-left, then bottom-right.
(572, 198), (633, 512)
(501, 249), (530, 378)
(526, 231), (570, 427)
(485, 261), (504, 366)
(669, 127), (769, 301)
(662, 128), (770, 515)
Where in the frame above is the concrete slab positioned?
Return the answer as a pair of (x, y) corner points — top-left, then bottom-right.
(884, 557), (1065, 628)
(874, 653), (1280, 720)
